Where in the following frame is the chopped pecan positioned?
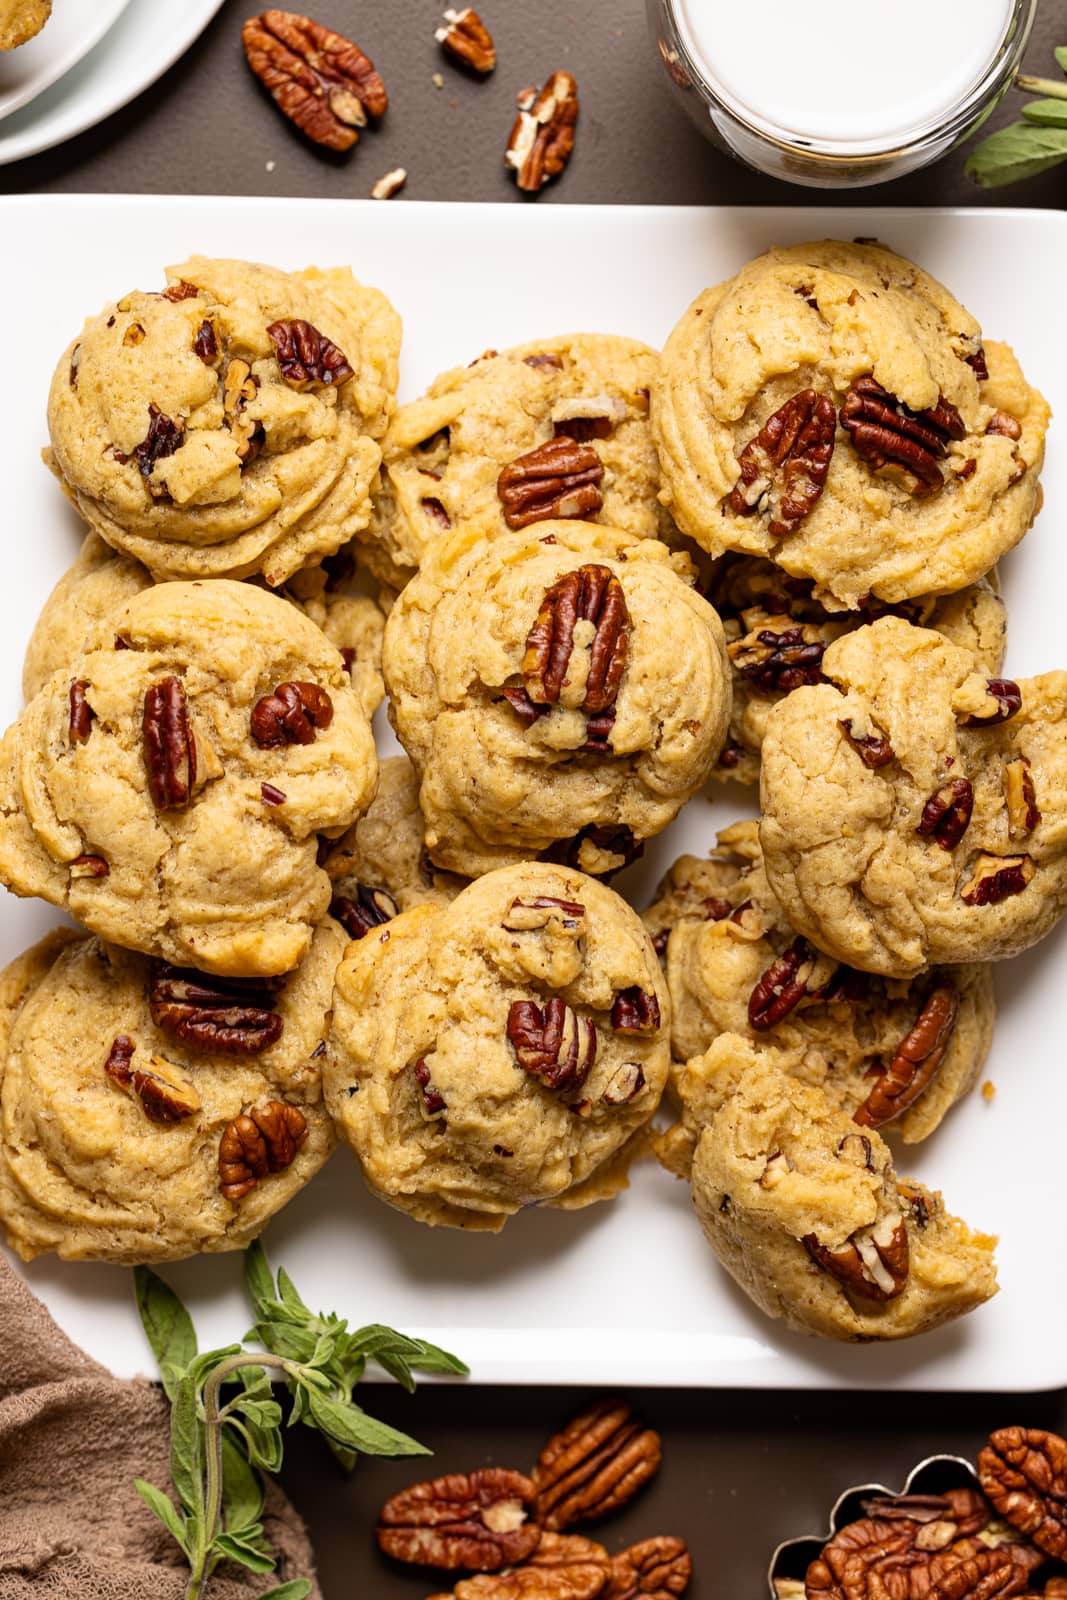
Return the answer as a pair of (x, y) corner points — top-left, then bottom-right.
(837, 1134), (873, 1170)
(552, 395), (626, 444)
(986, 410), (1022, 441)
(506, 72), (578, 193)
(435, 7), (495, 72)
(123, 322), (146, 347)
(960, 853), (1035, 907)
(1004, 757), (1040, 838)
(251, 680), (334, 746)
(242, 10), (387, 151)
(261, 782), (287, 807)
(803, 1211), (909, 1302)
(760, 1151), (796, 1189)
(840, 377), (966, 496)
(927, 1549), (1035, 1600)
(267, 318), (354, 390)
(959, 678), (1022, 728)
(728, 618), (827, 692)
(70, 853), (109, 879)
(979, 1427), (1067, 1559)
(729, 390), (836, 536)
(605, 1536), (691, 1599)
(917, 778), (974, 850)
(601, 1061), (646, 1105)
(839, 717), (894, 768)
(377, 1468), (539, 1570)
(161, 281), (200, 302)
(222, 357), (263, 463)
(610, 988), (661, 1036)
(414, 1059), (446, 1115)
(194, 318), (219, 364)
(860, 1488), (990, 1539)
(428, 1532), (611, 1600)
(523, 563), (629, 714)
(69, 679), (94, 743)
(133, 404), (184, 485)
(218, 1100), (308, 1200)
(332, 885), (400, 939)
(533, 1398), (662, 1530)
(149, 966), (284, 1054)
(507, 998), (596, 1093)
(423, 496), (452, 529)
(854, 984), (959, 1129)
(143, 677), (197, 810)
(104, 1035), (201, 1124)
(498, 437), (604, 531)
(563, 823), (642, 877)
(748, 937), (816, 1031)
(503, 896), (586, 932)
(967, 347), (990, 381)
(371, 166), (407, 200)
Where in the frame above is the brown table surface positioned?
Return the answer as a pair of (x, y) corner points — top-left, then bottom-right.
(6, 1), (1067, 1594)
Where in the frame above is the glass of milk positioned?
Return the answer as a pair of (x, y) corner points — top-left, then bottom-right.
(649, 0), (1037, 186)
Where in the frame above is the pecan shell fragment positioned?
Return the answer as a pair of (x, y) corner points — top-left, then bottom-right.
(979, 1427), (1067, 1558)
(917, 778), (974, 851)
(840, 377), (966, 497)
(377, 1468), (539, 1571)
(498, 437), (604, 531)
(605, 1535), (692, 1599)
(506, 72), (578, 193)
(507, 998), (596, 1093)
(729, 389), (836, 536)
(532, 1398), (662, 1530)
(143, 676), (197, 810)
(522, 563), (630, 714)
(242, 9), (387, 151)
(218, 1100), (308, 1201)
(251, 680), (334, 746)
(149, 966), (284, 1054)
(267, 319), (354, 390)
(854, 984), (959, 1129)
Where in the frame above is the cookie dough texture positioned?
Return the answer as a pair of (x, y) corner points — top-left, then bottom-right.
(0, 0), (49, 48)
(359, 334), (670, 589)
(708, 555), (1007, 785)
(324, 863), (670, 1230)
(0, 922), (341, 1263)
(322, 755), (466, 914)
(760, 617), (1067, 976)
(0, 581), (377, 976)
(47, 256), (401, 586)
(684, 1053), (998, 1341)
(383, 521), (732, 877)
(645, 822), (992, 1142)
(653, 240), (1049, 607)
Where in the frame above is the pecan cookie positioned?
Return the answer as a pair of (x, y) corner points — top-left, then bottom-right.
(707, 555), (1007, 784)
(645, 821), (993, 1142)
(682, 1051), (997, 1341)
(357, 334), (670, 590)
(653, 240), (1049, 608)
(0, 0), (50, 48)
(46, 256), (400, 586)
(382, 521), (732, 877)
(759, 616), (1067, 976)
(0, 580), (377, 975)
(323, 863), (670, 1229)
(0, 919), (342, 1263)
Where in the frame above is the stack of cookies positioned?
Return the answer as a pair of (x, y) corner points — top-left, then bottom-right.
(0, 238), (1059, 1346)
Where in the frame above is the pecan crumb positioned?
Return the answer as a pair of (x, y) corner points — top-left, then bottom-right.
(371, 166), (408, 199)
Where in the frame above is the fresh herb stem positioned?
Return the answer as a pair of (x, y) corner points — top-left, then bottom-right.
(1014, 73), (1067, 101)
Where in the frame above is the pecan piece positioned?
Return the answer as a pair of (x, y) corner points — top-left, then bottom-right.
(69, 679), (94, 743)
(261, 782), (287, 807)
(917, 778), (974, 850)
(267, 318), (354, 390)
(959, 678), (1022, 728)
(251, 680), (334, 746)
(967, 347), (990, 381)
(104, 1035), (201, 1124)
(377, 1468), (539, 1571)
(854, 984), (959, 1129)
(1005, 757), (1040, 838)
(149, 966), (284, 1054)
(729, 390), (836, 536)
(928, 1549), (1035, 1600)
(605, 1536), (692, 1599)
(980, 1428), (1067, 1559)
(839, 717), (894, 768)
(194, 318), (219, 364)
(960, 853), (1035, 907)
(986, 410), (1022, 440)
(803, 1211), (909, 1302)
(161, 281), (200, 302)
(533, 1398), (662, 1530)
(222, 357), (263, 464)
(502, 896), (586, 932)
(860, 1488), (991, 1539)
(435, 7), (495, 72)
(522, 563), (629, 714)
(840, 377), (966, 496)
(728, 619), (827, 691)
(507, 998), (596, 1093)
(428, 1532), (611, 1600)
(133, 404), (184, 485)
(562, 823), (643, 878)
(498, 437), (604, 531)
(610, 988), (661, 1036)
(218, 1100), (308, 1201)
(601, 1060), (646, 1105)
(414, 1058), (446, 1116)
(242, 9), (387, 151)
(143, 676), (197, 810)
(506, 72), (578, 193)
(748, 937), (817, 1031)
(331, 885), (400, 939)
(70, 853), (109, 879)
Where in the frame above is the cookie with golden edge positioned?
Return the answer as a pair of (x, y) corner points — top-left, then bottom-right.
(0, 0), (50, 48)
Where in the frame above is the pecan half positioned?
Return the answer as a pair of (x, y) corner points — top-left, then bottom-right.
(928, 1549), (1035, 1600)
(332, 885), (400, 939)
(507, 998), (596, 1093)
(533, 1399), (662, 1530)
(729, 390), (836, 536)
(133, 404), (184, 485)
(803, 1211), (909, 1302)
(605, 1536), (692, 1599)
(502, 896), (586, 932)
(960, 853), (1035, 907)
(251, 680), (334, 746)
(748, 937), (816, 1031)
(854, 984), (959, 1129)
(149, 966), (284, 1054)
(267, 319), (354, 389)
(377, 1468), (539, 1571)
(498, 437), (604, 531)
(917, 778), (974, 850)
(840, 377), (966, 496)
(242, 10), (387, 151)
(143, 677), (197, 810)
(980, 1428), (1067, 1559)
(860, 1488), (991, 1540)
(69, 679), (94, 743)
(218, 1100), (308, 1201)
(839, 718), (894, 768)
(506, 72), (578, 193)
(435, 7), (495, 72)
(222, 357), (263, 463)
(428, 1532), (611, 1600)
(610, 988), (661, 1036)
(104, 1035), (201, 1124)
(522, 563), (629, 714)
(1005, 757), (1040, 838)
(805, 1516), (922, 1600)
(728, 619), (826, 692)
(959, 678), (1022, 728)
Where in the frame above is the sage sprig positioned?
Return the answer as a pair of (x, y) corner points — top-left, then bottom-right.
(133, 1242), (467, 1600)
(966, 47), (1067, 187)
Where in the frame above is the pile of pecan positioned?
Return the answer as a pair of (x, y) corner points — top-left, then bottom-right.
(377, 1396), (691, 1598)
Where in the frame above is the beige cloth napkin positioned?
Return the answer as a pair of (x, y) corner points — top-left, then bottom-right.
(0, 1254), (321, 1599)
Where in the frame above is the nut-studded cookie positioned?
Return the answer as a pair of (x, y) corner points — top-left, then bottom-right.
(0, 580), (377, 976)
(357, 333), (670, 590)
(653, 240), (1049, 608)
(323, 863), (670, 1230)
(0, 920), (343, 1263)
(46, 255), (400, 586)
(681, 1051), (997, 1341)
(759, 616), (1067, 977)
(707, 555), (1007, 784)
(382, 520), (732, 878)
(645, 821), (993, 1143)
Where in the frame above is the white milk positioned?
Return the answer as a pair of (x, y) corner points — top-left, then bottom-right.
(674, 0), (1015, 145)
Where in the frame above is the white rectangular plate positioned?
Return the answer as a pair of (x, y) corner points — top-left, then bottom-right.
(2, 197), (1065, 1391)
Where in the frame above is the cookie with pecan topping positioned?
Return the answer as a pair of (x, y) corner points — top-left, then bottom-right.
(759, 616), (1067, 976)
(653, 240), (1048, 608)
(323, 862), (669, 1229)
(0, 919), (342, 1263)
(0, 581), (377, 975)
(382, 521), (731, 877)
(645, 821), (993, 1144)
(46, 255), (400, 586)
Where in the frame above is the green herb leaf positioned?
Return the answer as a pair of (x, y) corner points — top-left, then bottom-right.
(134, 1267), (197, 1401)
(169, 1372), (205, 1520)
(257, 1583), (312, 1600)
(1055, 45), (1067, 74)
(275, 1267), (311, 1320)
(243, 1239), (277, 1315)
(134, 1479), (190, 1556)
(221, 1432), (265, 1534)
(1021, 97), (1067, 127)
(966, 120), (1067, 186)
(213, 1531), (277, 1574)
(305, 1390), (432, 1458)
